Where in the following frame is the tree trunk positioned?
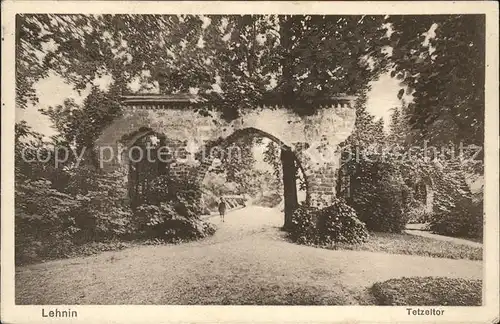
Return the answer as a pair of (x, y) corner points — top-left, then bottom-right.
(281, 146), (298, 230)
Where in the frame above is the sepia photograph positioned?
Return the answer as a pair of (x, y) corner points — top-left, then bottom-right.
(1, 1), (498, 323)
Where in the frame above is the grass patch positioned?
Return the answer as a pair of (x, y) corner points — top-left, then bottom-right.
(18, 228), (218, 266)
(333, 232), (482, 260)
(169, 276), (353, 305)
(371, 277), (482, 306)
(16, 240), (135, 266)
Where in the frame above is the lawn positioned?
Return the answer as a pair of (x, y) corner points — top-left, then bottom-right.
(15, 208), (483, 305)
(371, 276), (482, 306)
(333, 232), (483, 261)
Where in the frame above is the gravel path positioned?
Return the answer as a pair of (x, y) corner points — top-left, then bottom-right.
(16, 206), (483, 305)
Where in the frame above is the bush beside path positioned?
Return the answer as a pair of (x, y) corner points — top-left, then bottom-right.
(16, 206), (482, 305)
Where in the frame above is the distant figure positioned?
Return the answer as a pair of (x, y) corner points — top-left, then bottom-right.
(218, 197), (227, 222)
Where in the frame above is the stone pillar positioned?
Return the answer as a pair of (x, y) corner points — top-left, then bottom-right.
(93, 140), (131, 203)
(281, 146), (298, 229)
(308, 163), (337, 208)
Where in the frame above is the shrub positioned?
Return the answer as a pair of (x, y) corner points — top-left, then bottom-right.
(15, 179), (80, 265)
(135, 202), (215, 242)
(69, 172), (134, 242)
(429, 195), (483, 239)
(404, 157), (482, 239)
(347, 159), (409, 233)
(289, 205), (319, 244)
(64, 164), (102, 195)
(317, 199), (369, 245)
(425, 165), (483, 240)
(289, 199), (368, 246)
(339, 143), (483, 235)
(149, 175), (171, 204)
(371, 277), (482, 306)
(253, 193), (282, 208)
(149, 176), (204, 217)
(14, 123), (214, 264)
(174, 188), (203, 218)
(15, 164), (140, 265)
(406, 201), (433, 224)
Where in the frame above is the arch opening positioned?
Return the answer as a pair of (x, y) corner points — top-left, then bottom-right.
(123, 131), (171, 209)
(112, 126), (313, 229)
(195, 127), (310, 228)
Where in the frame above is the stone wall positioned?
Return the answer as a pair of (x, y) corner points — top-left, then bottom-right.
(95, 102), (356, 208)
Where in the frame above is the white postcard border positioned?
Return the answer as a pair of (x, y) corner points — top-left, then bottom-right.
(1, 1), (498, 323)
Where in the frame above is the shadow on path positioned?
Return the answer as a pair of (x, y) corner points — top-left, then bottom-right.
(16, 206), (482, 305)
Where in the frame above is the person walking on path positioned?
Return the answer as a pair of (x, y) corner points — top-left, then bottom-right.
(218, 196), (227, 222)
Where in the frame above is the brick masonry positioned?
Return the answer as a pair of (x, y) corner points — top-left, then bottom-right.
(95, 98), (356, 208)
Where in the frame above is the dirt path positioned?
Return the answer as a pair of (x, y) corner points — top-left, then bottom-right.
(16, 206), (482, 305)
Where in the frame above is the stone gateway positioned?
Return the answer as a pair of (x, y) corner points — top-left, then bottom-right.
(94, 93), (356, 220)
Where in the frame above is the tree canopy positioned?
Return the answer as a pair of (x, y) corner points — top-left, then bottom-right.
(387, 15), (485, 147)
(16, 14), (485, 150)
(17, 15), (386, 112)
